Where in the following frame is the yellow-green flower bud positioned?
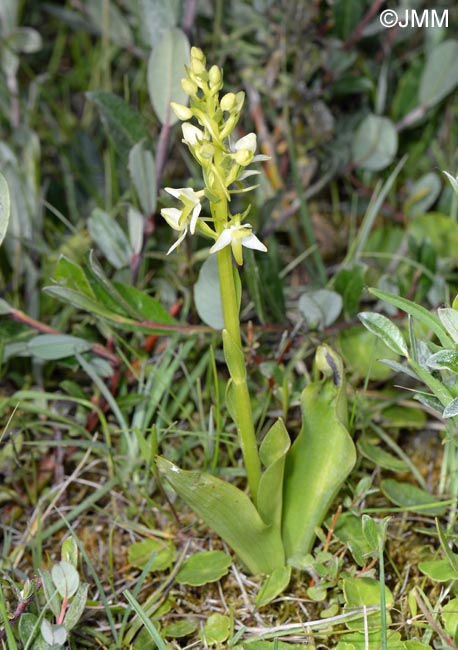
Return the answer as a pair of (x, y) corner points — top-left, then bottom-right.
(191, 46), (205, 62)
(171, 102), (193, 121)
(181, 78), (198, 96)
(199, 143), (215, 160)
(220, 92), (236, 112)
(234, 149), (254, 166)
(191, 57), (206, 76)
(234, 91), (245, 113)
(209, 65), (222, 88)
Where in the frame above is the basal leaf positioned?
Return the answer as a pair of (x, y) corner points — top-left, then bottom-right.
(156, 457), (285, 575)
(282, 347), (356, 565)
(257, 419), (290, 529)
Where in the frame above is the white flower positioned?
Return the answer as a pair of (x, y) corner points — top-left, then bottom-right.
(161, 187), (203, 254)
(209, 221), (267, 265)
(182, 123), (203, 147)
(234, 133), (257, 153)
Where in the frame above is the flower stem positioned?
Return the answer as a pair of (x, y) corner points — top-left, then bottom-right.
(217, 244), (261, 504)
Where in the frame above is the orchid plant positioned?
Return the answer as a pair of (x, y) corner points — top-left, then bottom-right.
(157, 48), (356, 590)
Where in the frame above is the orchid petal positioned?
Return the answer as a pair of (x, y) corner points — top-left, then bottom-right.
(167, 228), (187, 254)
(209, 228), (233, 254)
(234, 133), (257, 153)
(241, 232), (267, 252)
(161, 207), (182, 230)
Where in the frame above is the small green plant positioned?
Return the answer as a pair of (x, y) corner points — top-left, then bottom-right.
(0, 536), (89, 649)
(156, 47), (357, 585)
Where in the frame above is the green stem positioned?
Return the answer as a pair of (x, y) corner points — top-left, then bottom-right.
(217, 244), (261, 503)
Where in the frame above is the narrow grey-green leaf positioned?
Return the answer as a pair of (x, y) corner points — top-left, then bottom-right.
(358, 312), (408, 356)
(0, 171), (10, 247)
(128, 140), (156, 215)
(443, 170), (458, 198)
(63, 583), (89, 631)
(419, 40), (458, 108)
(27, 335), (92, 360)
(86, 91), (148, 159)
(369, 288), (453, 348)
(443, 398), (458, 419)
(147, 27), (190, 126)
(88, 208), (132, 269)
(427, 349), (458, 373)
(438, 308), (458, 344)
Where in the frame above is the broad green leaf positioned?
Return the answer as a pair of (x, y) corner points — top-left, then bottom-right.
(128, 140), (156, 215)
(43, 285), (141, 328)
(163, 618), (198, 639)
(53, 255), (95, 298)
(128, 539), (176, 572)
(427, 349), (458, 373)
(156, 457), (285, 575)
(176, 550), (231, 586)
(282, 347), (356, 564)
(255, 565), (292, 608)
(147, 27), (190, 126)
(333, 0), (365, 40)
(194, 255), (224, 329)
(51, 560), (80, 598)
(88, 208), (132, 269)
(352, 114), (398, 171)
(339, 326), (399, 381)
(368, 288), (453, 348)
(437, 308), (458, 344)
(86, 91), (149, 159)
(257, 419), (290, 530)
(113, 282), (177, 325)
(342, 577), (393, 631)
(380, 479), (447, 516)
(201, 613), (231, 645)
(222, 329), (246, 383)
(418, 559), (458, 582)
(0, 171), (10, 247)
(441, 598), (458, 639)
(26, 335), (91, 360)
(63, 582), (89, 631)
(358, 312), (408, 356)
(419, 40), (458, 108)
